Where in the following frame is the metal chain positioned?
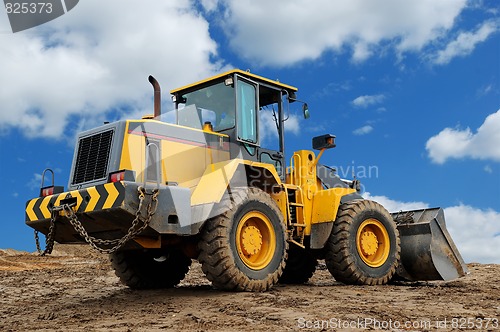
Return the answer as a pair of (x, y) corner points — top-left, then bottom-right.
(34, 230), (41, 253)
(35, 207), (58, 256)
(35, 186), (159, 255)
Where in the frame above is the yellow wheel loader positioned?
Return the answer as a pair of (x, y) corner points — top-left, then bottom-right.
(25, 70), (468, 291)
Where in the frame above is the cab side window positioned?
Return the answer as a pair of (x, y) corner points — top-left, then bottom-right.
(237, 79), (258, 144)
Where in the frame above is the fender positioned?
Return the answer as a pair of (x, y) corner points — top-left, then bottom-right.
(309, 187), (358, 249)
(190, 158), (283, 226)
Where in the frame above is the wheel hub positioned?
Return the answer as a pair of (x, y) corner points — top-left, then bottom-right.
(360, 230), (379, 256)
(356, 218), (391, 268)
(241, 225), (263, 256)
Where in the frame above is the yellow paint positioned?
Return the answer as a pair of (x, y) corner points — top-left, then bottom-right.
(53, 193), (64, 208)
(287, 150), (319, 233)
(311, 187), (357, 225)
(270, 190), (288, 224)
(240, 225), (262, 255)
(170, 69), (297, 94)
(39, 195), (53, 219)
(26, 112), (361, 255)
(356, 219), (390, 268)
(119, 122), (143, 179)
(163, 139), (209, 189)
(203, 122), (214, 132)
(85, 186), (100, 212)
(311, 149), (325, 170)
(103, 183), (119, 209)
(25, 182), (127, 223)
(68, 190), (83, 211)
(120, 120), (230, 190)
(285, 149), (358, 236)
(26, 199), (38, 221)
(191, 159), (240, 205)
(125, 119), (229, 137)
(191, 159), (282, 206)
(26, 193), (67, 221)
(235, 210), (276, 270)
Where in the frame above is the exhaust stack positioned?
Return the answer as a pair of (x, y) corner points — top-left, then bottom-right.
(148, 75), (161, 119)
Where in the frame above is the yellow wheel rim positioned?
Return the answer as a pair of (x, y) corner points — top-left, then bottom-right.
(356, 218), (390, 268)
(236, 211), (276, 270)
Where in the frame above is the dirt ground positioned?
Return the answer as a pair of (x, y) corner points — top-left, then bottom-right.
(0, 245), (498, 332)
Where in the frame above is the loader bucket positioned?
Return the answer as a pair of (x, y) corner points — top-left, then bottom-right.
(392, 208), (468, 281)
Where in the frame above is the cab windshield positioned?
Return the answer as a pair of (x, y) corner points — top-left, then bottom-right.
(177, 81), (235, 132)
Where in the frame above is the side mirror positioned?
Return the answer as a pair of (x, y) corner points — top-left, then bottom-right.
(303, 103), (310, 119)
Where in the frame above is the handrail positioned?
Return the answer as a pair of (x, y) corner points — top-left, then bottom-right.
(288, 153), (302, 187)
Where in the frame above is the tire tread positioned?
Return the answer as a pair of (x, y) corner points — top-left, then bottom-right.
(198, 187), (287, 291)
(325, 200), (400, 285)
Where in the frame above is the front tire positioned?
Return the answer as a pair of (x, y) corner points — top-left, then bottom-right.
(110, 249), (191, 289)
(325, 200), (400, 285)
(198, 187), (287, 291)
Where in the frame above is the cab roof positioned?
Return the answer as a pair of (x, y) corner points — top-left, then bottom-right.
(170, 69), (298, 95)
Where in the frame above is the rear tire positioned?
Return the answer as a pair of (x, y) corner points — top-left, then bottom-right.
(279, 245), (317, 284)
(198, 187), (287, 291)
(110, 249), (191, 289)
(325, 200), (400, 285)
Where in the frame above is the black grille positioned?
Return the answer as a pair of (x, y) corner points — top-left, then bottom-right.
(72, 130), (114, 185)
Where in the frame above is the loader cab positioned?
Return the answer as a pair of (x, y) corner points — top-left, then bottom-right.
(170, 70), (299, 178)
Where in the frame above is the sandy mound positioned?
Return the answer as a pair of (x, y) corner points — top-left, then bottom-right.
(0, 246), (498, 331)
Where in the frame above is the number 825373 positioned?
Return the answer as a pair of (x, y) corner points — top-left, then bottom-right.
(5, 2), (53, 14)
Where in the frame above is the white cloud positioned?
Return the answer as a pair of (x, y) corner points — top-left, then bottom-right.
(26, 173), (42, 191)
(259, 110), (300, 149)
(364, 192), (429, 212)
(200, 0), (219, 12)
(433, 20), (499, 65)
(284, 115), (300, 135)
(484, 165), (493, 173)
(426, 109), (500, 164)
(314, 81), (352, 99)
(364, 192), (500, 264)
(353, 125), (373, 136)
(444, 205), (500, 264)
(352, 94), (385, 108)
(476, 84), (493, 97)
(0, 0), (224, 139)
(0, 1), (492, 139)
(216, 0), (467, 66)
(352, 42), (373, 63)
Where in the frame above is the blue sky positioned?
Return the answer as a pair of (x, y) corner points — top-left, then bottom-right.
(0, 0), (499, 263)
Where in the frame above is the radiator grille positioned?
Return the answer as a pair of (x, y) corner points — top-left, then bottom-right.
(72, 130), (114, 185)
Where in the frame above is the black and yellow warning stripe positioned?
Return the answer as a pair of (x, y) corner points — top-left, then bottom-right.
(25, 182), (125, 222)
